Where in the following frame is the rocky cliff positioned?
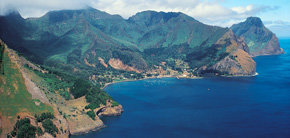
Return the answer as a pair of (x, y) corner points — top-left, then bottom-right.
(231, 17), (284, 56)
(197, 30), (256, 76)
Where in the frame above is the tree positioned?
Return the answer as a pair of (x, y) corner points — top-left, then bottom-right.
(36, 127), (44, 136)
(14, 118), (30, 130)
(16, 124), (36, 138)
(42, 119), (58, 137)
(71, 79), (92, 98)
(86, 111), (96, 120)
(35, 112), (55, 122)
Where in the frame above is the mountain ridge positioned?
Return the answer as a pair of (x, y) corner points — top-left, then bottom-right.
(231, 16), (284, 56)
(0, 8), (271, 76)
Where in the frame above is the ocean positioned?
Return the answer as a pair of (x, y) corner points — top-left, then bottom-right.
(74, 38), (290, 138)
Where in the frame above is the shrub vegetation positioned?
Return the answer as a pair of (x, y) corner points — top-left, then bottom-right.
(42, 119), (58, 137)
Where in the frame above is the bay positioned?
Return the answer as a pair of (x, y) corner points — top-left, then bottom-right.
(74, 38), (290, 138)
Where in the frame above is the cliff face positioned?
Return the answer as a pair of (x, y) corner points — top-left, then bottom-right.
(231, 17), (284, 56)
(261, 35), (284, 55)
(210, 49), (256, 76)
(60, 96), (105, 135)
(108, 58), (141, 73)
(198, 30), (256, 76)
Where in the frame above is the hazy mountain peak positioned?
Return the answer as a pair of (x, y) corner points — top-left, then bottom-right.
(0, 10), (23, 19)
(244, 17), (263, 27)
(127, 10), (194, 26)
(41, 7), (122, 23)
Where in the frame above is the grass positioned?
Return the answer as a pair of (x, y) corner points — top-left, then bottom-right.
(111, 36), (139, 49)
(0, 50), (53, 118)
(31, 68), (74, 100)
(48, 53), (68, 63)
(111, 101), (119, 107)
(86, 110), (95, 120)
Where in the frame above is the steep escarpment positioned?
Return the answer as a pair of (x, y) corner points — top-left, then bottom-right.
(208, 49), (256, 76)
(0, 40), (123, 137)
(0, 40), (55, 137)
(231, 17), (284, 56)
(194, 30), (256, 76)
(108, 58), (141, 73)
(212, 30), (256, 76)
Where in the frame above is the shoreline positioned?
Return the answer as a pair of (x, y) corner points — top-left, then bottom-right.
(102, 72), (259, 90)
(70, 125), (106, 136)
(102, 75), (202, 89)
(76, 72), (259, 136)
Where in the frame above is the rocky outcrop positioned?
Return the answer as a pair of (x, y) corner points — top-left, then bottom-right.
(198, 30), (256, 76)
(84, 58), (95, 67)
(210, 49), (256, 76)
(108, 58), (141, 73)
(97, 105), (124, 116)
(95, 100), (124, 116)
(231, 17), (284, 56)
(255, 34), (284, 56)
(53, 108), (70, 138)
(62, 96), (105, 135)
(98, 57), (108, 68)
(66, 114), (104, 135)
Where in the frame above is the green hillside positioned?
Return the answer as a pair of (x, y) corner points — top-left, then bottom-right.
(0, 40), (123, 137)
(0, 7), (269, 86)
(0, 41), (52, 118)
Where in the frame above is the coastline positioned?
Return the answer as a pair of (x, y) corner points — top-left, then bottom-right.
(70, 125), (106, 136)
(102, 75), (202, 90)
(73, 72), (259, 137)
(70, 75), (201, 137)
(220, 72), (259, 78)
(102, 72), (259, 90)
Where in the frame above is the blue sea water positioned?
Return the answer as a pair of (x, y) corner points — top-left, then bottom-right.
(74, 38), (290, 138)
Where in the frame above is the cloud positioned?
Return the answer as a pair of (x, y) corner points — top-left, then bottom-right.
(231, 5), (254, 14)
(264, 20), (290, 37)
(0, 0), (278, 28)
(90, 0), (278, 28)
(0, 0), (89, 17)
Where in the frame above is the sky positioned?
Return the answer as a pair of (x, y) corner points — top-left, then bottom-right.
(0, 0), (289, 37)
